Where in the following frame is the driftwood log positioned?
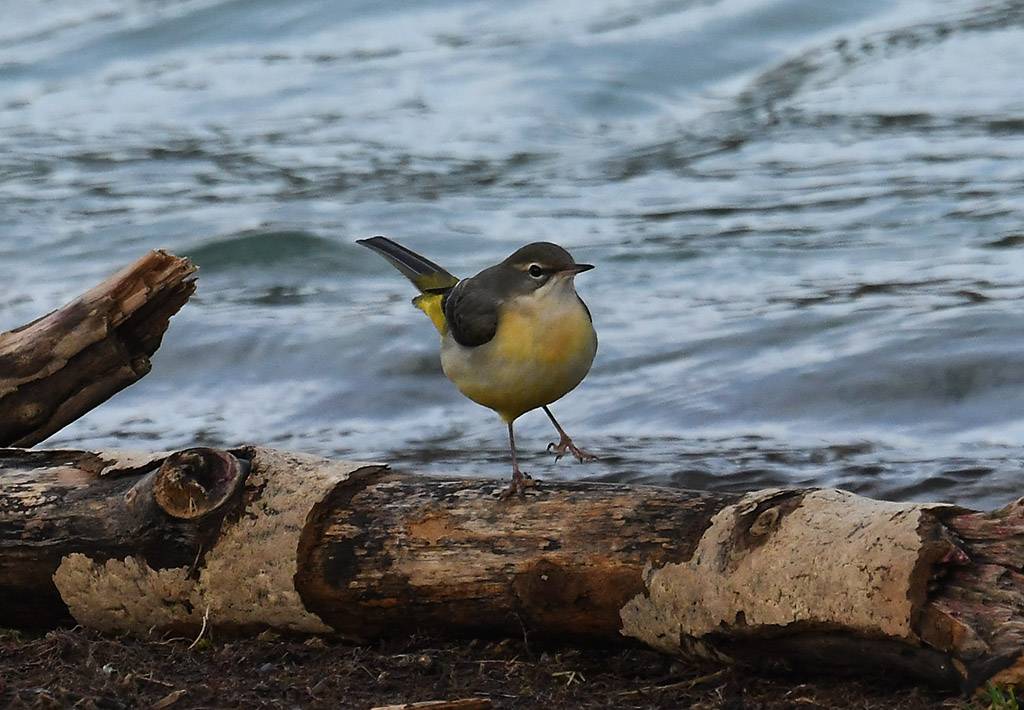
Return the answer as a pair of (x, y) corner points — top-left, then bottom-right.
(4, 251), (1024, 692)
(0, 250), (196, 447)
(2, 445), (1024, 692)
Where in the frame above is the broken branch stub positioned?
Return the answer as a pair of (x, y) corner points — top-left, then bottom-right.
(150, 448), (247, 519)
(0, 249), (196, 447)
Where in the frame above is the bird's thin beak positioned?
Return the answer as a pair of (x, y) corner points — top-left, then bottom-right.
(572, 263), (594, 274)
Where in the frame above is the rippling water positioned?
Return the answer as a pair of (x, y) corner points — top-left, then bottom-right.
(4, 0), (1024, 509)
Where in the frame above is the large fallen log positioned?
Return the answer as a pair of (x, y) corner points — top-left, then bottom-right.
(1, 445), (1023, 692)
(0, 250), (196, 447)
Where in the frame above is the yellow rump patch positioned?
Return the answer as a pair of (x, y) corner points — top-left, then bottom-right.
(413, 292), (448, 335)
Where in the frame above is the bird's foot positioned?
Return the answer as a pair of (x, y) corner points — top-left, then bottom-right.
(547, 433), (597, 463)
(498, 468), (536, 500)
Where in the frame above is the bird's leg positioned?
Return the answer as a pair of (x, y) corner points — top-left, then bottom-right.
(499, 420), (535, 499)
(543, 406), (596, 463)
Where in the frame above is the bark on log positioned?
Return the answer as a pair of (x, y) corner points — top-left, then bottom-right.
(3, 445), (1024, 692)
(0, 250), (196, 447)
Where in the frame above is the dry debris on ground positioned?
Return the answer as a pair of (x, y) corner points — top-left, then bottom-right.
(0, 627), (974, 709)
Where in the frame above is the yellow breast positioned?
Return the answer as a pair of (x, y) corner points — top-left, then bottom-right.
(440, 282), (597, 422)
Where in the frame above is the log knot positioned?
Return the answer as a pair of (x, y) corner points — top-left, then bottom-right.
(153, 448), (246, 519)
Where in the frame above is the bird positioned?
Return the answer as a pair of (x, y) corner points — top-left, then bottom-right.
(357, 236), (598, 497)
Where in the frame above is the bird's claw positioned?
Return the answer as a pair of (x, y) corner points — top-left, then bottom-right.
(498, 469), (536, 499)
(547, 434), (597, 463)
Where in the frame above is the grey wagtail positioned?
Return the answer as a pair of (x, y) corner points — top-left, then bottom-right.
(358, 236), (598, 497)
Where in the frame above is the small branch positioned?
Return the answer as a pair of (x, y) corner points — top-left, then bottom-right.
(369, 700), (493, 710)
(188, 605), (211, 650)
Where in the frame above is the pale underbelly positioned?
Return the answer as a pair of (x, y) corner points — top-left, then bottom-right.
(440, 300), (597, 422)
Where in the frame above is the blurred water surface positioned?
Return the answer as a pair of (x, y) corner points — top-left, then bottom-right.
(3, 0), (1024, 508)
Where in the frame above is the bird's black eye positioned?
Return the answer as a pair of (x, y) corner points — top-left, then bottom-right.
(528, 264), (544, 278)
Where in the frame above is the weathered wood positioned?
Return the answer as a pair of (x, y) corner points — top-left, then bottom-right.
(924, 502), (1024, 688)
(0, 447), (246, 628)
(293, 473), (732, 640)
(21, 448), (383, 636)
(0, 249), (196, 447)
(5, 445), (1024, 691)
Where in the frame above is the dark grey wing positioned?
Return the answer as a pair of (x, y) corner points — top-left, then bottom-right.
(443, 276), (499, 347)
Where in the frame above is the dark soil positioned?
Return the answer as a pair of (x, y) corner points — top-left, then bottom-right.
(0, 627), (981, 709)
